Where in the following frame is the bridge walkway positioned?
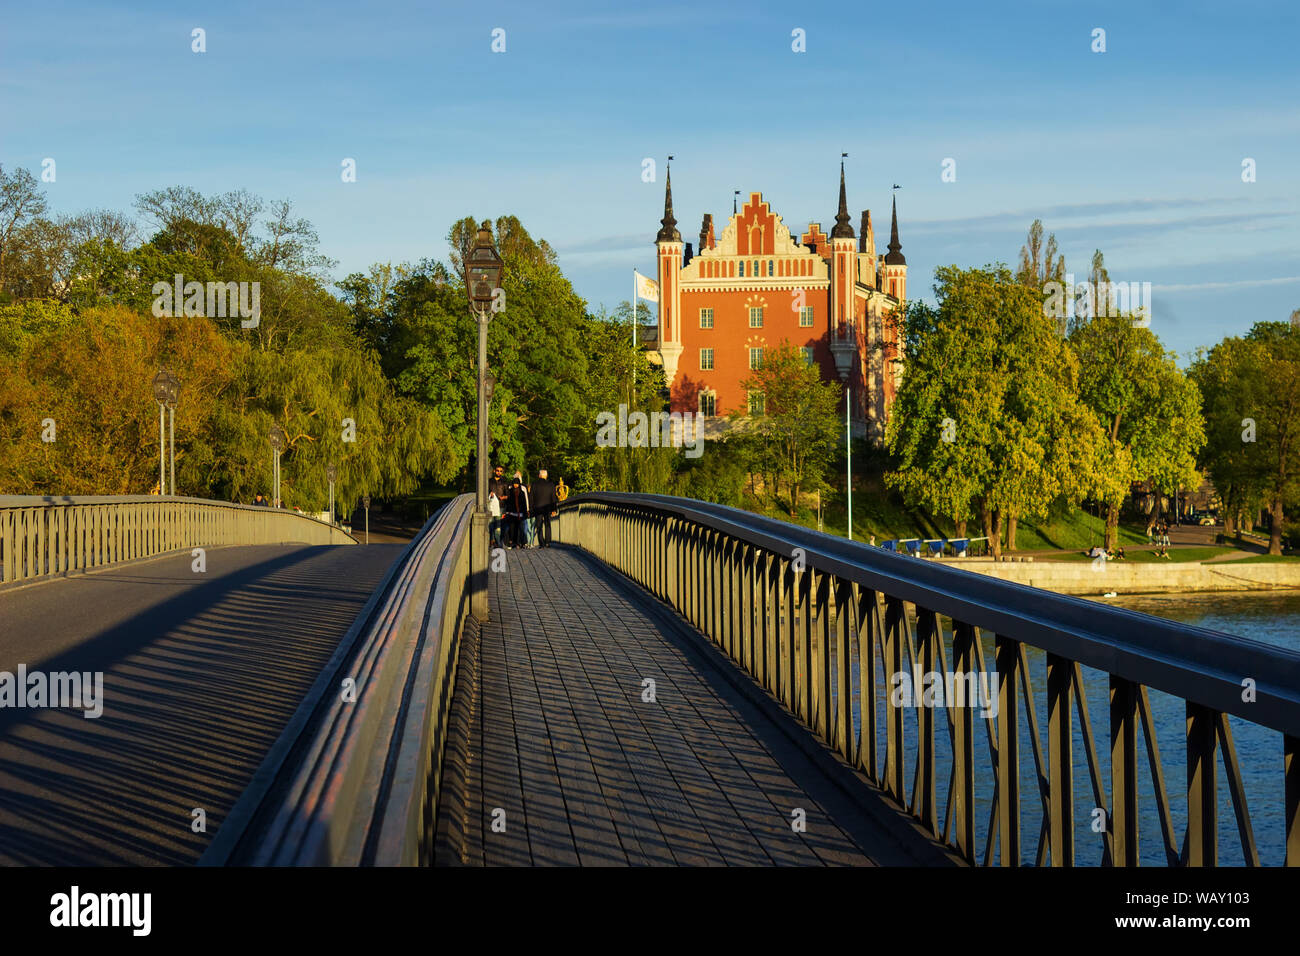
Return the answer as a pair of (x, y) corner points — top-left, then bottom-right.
(0, 543), (404, 865)
(435, 546), (954, 867)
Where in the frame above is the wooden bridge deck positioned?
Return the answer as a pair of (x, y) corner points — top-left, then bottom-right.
(435, 546), (955, 867)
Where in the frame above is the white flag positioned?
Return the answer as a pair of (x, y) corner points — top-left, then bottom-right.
(634, 270), (659, 303)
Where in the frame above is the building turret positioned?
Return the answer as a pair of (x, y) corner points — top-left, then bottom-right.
(883, 195), (907, 302)
(829, 161), (858, 335)
(655, 162), (684, 385)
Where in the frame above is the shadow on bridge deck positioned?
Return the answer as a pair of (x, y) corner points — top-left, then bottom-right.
(0, 543), (404, 865)
(436, 546), (957, 867)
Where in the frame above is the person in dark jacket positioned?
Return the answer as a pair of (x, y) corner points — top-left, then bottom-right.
(253, 493), (269, 506)
(530, 469), (559, 548)
(489, 464), (509, 545)
(504, 478), (529, 548)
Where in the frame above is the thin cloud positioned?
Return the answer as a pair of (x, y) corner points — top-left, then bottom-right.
(1155, 276), (1300, 292)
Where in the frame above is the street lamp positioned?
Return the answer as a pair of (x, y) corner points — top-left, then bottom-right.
(151, 369), (176, 495)
(465, 221), (503, 623)
(165, 373), (180, 496)
(268, 424), (287, 508)
(828, 326), (856, 540)
(362, 493), (371, 545)
(326, 462), (337, 525)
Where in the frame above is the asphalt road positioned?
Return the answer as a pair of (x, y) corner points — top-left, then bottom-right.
(0, 543), (404, 865)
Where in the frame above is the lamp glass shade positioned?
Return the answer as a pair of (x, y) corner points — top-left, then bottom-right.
(268, 425), (287, 453)
(152, 370), (172, 404)
(465, 222), (503, 307)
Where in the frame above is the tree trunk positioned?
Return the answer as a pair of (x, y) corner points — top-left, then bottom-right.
(990, 509), (1003, 561)
(1005, 513), (1018, 552)
(1269, 498), (1284, 555)
(1105, 502), (1119, 551)
(1224, 511), (1236, 536)
(954, 518), (967, 539)
(981, 503), (994, 557)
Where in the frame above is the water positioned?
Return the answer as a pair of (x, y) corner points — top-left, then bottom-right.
(831, 590), (1299, 866)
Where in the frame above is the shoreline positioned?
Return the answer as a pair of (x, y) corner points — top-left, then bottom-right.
(936, 557), (1300, 595)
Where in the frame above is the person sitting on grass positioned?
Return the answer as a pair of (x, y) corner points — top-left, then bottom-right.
(1114, 547), (1126, 560)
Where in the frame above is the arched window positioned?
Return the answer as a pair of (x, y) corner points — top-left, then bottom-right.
(768, 260), (774, 276)
(739, 261), (745, 277)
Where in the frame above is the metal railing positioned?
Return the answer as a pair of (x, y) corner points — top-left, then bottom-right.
(556, 492), (1300, 867)
(0, 494), (356, 586)
(202, 494), (474, 866)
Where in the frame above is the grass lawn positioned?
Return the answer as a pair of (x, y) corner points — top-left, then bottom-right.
(1228, 554), (1300, 564)
(1046, 546), (1237, 563)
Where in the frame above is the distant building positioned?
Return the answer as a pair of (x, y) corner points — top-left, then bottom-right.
(647, 162), (907, 444)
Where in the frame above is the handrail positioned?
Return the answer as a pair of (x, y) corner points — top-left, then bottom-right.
(0, 494), (357, 585)
(555, 491), (1300, 867)
(201, 494), (475, 866)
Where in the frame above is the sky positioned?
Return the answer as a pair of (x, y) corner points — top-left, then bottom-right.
(2, 0), (1296, 361)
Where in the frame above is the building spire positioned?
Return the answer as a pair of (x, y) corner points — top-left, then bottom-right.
(656, 158), (681, 243)
(831, 155), (854, 239)
(884, 194), (905, 265)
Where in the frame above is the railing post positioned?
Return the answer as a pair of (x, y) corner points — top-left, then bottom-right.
(1288, 735), (1299, 866)
(995, 635), (1021, 866)
(952, 621), (976, 863)
(1110, 677), (1140, 866)
(915, 609), (938, 834)
(1047, 653), (1074, 867)
(1186, 702), (1218, 866)
(883, 596), (906, 805)
(834, 579), (853, 762)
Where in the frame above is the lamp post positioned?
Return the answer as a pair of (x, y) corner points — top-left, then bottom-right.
(465, 221), (503, 622)
(326, 462), (337, 525)
(362, 494), (370, 545)
(829, 326), (856, 540)
(268, 424), (286, 508)
(151, 370), (170, 495)
(165, 373), (180, 496)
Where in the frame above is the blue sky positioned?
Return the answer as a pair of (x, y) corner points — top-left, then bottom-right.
(2, 0), (1296, 360)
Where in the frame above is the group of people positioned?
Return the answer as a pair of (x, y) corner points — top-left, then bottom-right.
(487, 465), (569, 549)
(1147, 520), (1172, 547)
(1086, 545), (1127, 561)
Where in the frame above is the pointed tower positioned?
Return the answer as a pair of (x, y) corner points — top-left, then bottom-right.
(859, 210), (876, 289)
(883, 195), (907, 302)
(829, 160), (859, 337)
(656, 162), (685, 399)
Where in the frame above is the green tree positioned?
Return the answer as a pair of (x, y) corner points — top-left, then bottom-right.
(1191, 321), (1300, 553)
(733, 343), (840, 516)
(887, 265), (1102, 557)
(1071, 313), (1204, 550)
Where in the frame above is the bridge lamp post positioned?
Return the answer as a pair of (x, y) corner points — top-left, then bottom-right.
(268, 425), (287, 508)
(465, 221), (503, 623)
(165, 374), (180, 496)
(151, 369), (174, 496)
(829, 327), (856, 541)
(326, 462), (337, 525)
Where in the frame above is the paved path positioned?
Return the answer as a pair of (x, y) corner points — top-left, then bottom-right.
(436, 547), (953, 867)
(0, 543), (403, 865)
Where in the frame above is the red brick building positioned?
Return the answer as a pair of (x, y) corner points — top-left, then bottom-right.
(648, 162), (907, 444)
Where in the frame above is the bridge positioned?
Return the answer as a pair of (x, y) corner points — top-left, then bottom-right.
(1, 493), (1298, 866)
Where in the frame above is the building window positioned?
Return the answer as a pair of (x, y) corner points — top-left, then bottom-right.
(700, 347), (714, 370)
(799, 306), (814, 327)
(748, 307), (764, 328)
(749, 347), (763, 370)
(801, 346), (815, 364)
(699, 391), (717, 417)
(739, 261), (745, 277)
(699, 307), (713, 329)
(747, 391), (766, 416)
(768, 259), (774, 276)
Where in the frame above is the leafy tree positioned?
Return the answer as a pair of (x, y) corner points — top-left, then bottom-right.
(732, 343), (840, 516)
(887, 266), (1102, 557)
(1191, 321), (1300, 553)
(0, 165), (50, 297)
(1071, 313), (1204, 550)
